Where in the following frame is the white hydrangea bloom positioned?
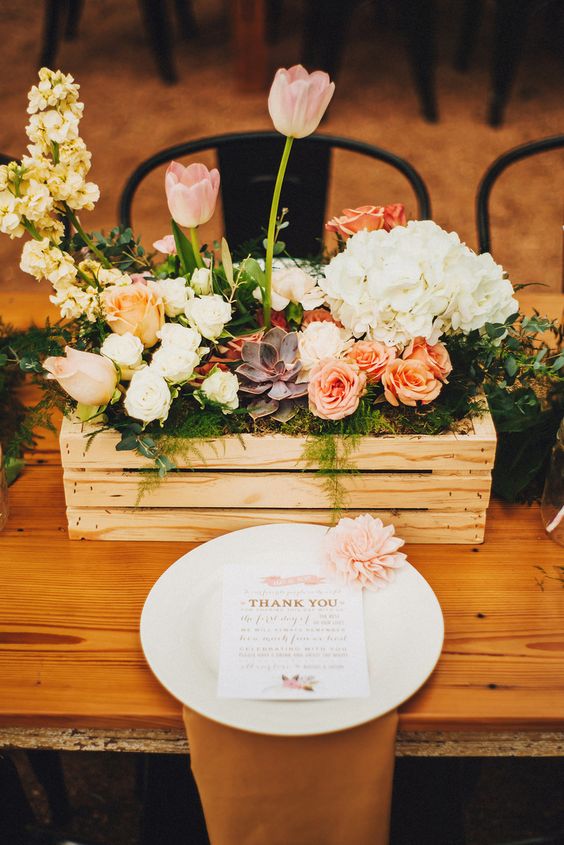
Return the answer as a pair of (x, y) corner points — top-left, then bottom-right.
(320, 221), (518, 345)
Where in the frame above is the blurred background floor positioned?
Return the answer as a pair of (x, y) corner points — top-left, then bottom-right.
(0, 0), (563, 297)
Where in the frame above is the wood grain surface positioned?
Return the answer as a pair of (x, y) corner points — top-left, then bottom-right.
(1, 290), (563, 754)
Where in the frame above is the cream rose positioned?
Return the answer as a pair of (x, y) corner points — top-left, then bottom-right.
(43, 346), (117, 406)
(298, 321), (353, 379)
(184, 294), (231, 341)
(152, 277), (191, 318)
(270, 266), (326, 311)
(124, 367), (171, 423)
(156, 322), (202, 352)
(382, 358), (442, 407)
(200, 369), (239, 412)
(100, 332), (145, 380)
(151, 345), (200, 384)
(190, 267), (213, 296)
(103, 281), (165, 348)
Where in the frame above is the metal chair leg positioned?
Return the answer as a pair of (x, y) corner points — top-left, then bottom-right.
(39, 0), (66, 68)
(173, 0), (198, 41)
(64, 0), (84, 40)
(488, 0), (532, 127)
(0, 754), (36, 845)
(454, 0), (484, 72)
(401, 0), (439, 122)
(26, 751), (71, 828)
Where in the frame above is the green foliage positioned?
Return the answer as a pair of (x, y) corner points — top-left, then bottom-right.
(301, 434), (360, 517)
(70, 225), (149, 273)
(171, 219), (198, 275)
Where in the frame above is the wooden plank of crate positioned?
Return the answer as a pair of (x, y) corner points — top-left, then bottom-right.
(66, 507), (487, 543)
(60, 419), (496, 471)
(63, 469), (492, 510)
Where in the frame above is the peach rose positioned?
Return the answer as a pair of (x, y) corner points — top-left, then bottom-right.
(300, 308), (342, 328)
(308, 358), (366, 420)
(347, 340), (397, 383)
(103, 281), (164, 349)
(43, 346), (118, 406)
(382, 358), (442, 407)
(324, 513), (407, 591)
(402, 337), (452, 382)
(325, 204), (407, 239)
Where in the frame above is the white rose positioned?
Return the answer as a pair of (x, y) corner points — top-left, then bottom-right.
(184, 294), (231, 341)
(151, 345), (200, 384)
(271, 266), (326, 311)
(100, 332), (145, 380)
(200, 369), (239, 412)
(190, 267), (213, 296)
(124, 368), (172, 423)
(298, 321), (353, 378)
(156, 322), (202, 352)
(152, 277), (191, 317)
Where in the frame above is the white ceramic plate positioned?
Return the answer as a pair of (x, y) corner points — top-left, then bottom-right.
(140, 523), (444, 736)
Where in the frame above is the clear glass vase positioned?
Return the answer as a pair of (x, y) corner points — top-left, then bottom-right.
(541, 418), (564, 546)
(0, 445), (8, 531)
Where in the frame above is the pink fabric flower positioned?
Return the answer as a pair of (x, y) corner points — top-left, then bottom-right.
(300, 308), (342, 328)
(347, 340), (397, 383)
(165, 161), (220, 229)
(402, 337), (452, 382)
(104, 281), (165, 349)
(381, 358), (442, 407)
(43, 346), (118, 406)
(268, 65), (335, 138)
(153, 234), (177, 255)
(308, 358), (366, 420)
(325, 204), (406, 239)
(324, 514), (407, 591)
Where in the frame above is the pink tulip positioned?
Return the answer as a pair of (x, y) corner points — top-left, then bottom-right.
(268, 65), (335, 139)
(43, 346), (118, 406)
(165, 162), (220, 229)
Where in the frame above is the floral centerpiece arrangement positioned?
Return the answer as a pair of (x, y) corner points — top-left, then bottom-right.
(1, 67), (562, 496)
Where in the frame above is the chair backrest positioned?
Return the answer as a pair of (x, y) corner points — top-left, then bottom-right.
(118, 131), (431, 257)
(476, 135), (564, 255)
(0, 153), (14, 166)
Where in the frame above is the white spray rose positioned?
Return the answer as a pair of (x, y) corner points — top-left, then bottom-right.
(298, 321), (353, 378)
(271, 266), (326, 311)
(184, 294), (231, 341)
(190, 267), (213, 296)
(100, 332), (145, 380)
(200, 369), (239, 412)
(151, 346), (200, 384)
(152, 277), (191, 317)
(156, 323), (202, 352)
(124, 368), (171, 423)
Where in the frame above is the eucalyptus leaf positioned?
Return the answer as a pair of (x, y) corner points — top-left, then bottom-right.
(221, 238), (234, 289)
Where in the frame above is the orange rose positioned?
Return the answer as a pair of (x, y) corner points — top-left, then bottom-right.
(325, 204), (407, 239)
(382, 358), (442, 407)
(300, 308), (342, 328)
(104, 281), (164, 349)
(402, 337), (452, 382)
(348, 340), (397, 383)
(308, 358), (366, 420)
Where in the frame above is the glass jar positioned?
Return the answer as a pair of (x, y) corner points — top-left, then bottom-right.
(541, 418), (564, 546)
(0, 445), (8, 531)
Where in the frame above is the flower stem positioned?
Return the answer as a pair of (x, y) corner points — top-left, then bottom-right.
(65, 204), (111, 268)
(264, 135), (294, 329)
(22, 218), (44, 242)
(190, 227), (204, 268)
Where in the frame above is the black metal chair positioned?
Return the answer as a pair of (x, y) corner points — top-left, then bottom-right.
(118, 131), (431, 257)
(476, 135), (564, 259)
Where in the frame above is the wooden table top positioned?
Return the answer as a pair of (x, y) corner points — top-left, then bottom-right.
(0, 289), (563, 756)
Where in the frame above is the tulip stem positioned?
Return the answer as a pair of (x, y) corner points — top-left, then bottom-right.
(264, 135), (294, 329)
(190, 227), (204, 268)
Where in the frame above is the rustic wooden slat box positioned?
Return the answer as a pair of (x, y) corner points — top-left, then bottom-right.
(60, 409), (497, 544)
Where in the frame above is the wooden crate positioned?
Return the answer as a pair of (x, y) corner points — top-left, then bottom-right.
(59, 408), (497, 544)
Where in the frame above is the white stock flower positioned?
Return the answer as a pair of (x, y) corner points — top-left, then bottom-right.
(298, 321), (353, 378)
(27, 110), (80, 147)
(320, 221), (518, 345)
(200, 369), (239, 412)
(152, 277), (191, 317)
(19, 179), (53, 221)
(0, 190), (24, 237)
(100, 332), (145, 380)
(20, 238), (77, 286)
(190, 267), (213, 296)
(184, 294), (231, 341)
(95, 266), (131, 287)
(156, 322), (202, 352)
(270, 266), (326, 311)
(49, 284), (100, 321)
(151, 345), (200, 384)
(27, 68), (82, 116)
(124, 368), (172, 423)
